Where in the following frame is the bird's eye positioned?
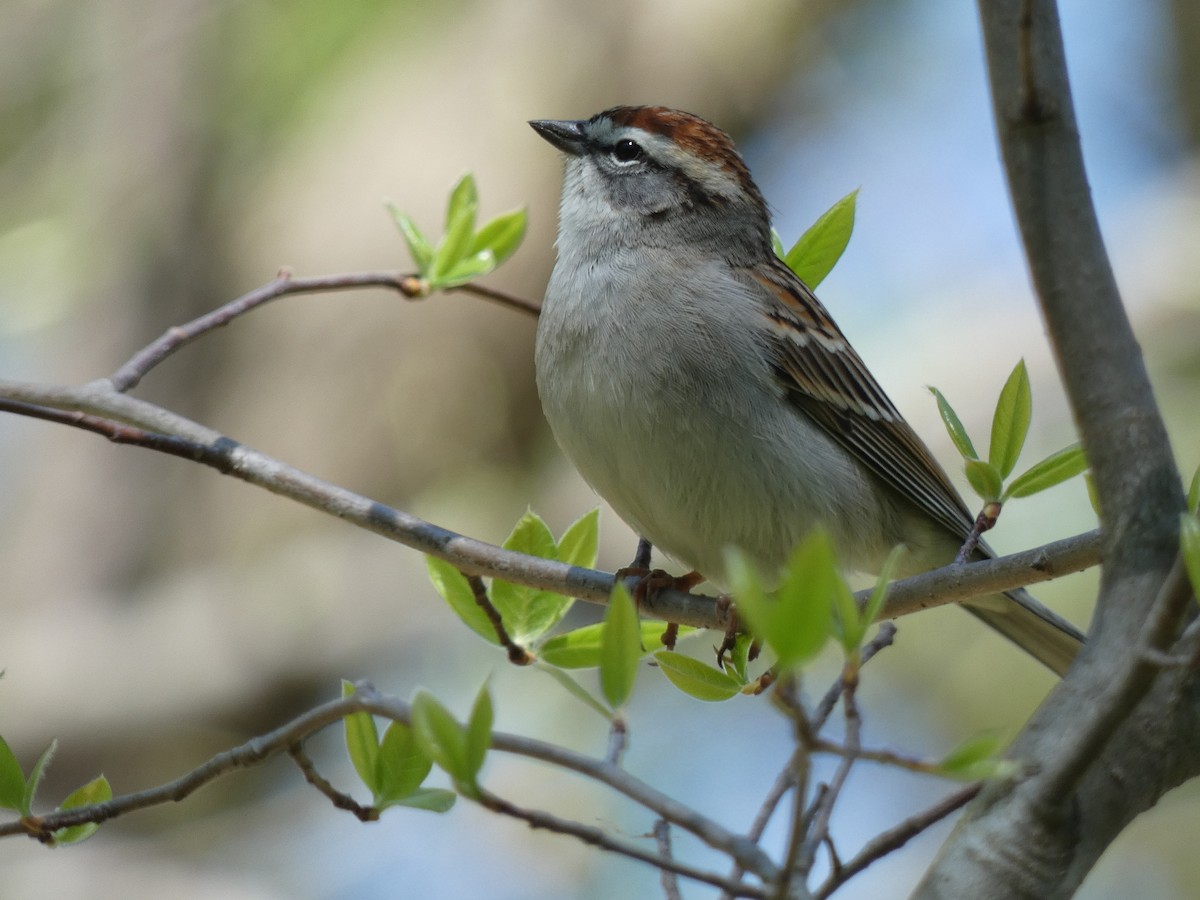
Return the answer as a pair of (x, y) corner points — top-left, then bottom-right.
(611, 139), (643, 163)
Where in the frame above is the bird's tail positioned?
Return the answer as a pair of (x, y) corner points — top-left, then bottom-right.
(961, 587), (1084, 676)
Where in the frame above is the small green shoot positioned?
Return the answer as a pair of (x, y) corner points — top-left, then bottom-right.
(936, 731), (1018, 782)
(1181, 513), (1200, 608)
(930, 360), (1088, 506)
(389, 173), (527, 293)
(411, 682), (492, 799)
(53, 776), (112, 845)
(342, 681), (453, 814)
(726, 530), (838, 673)
(425, 508), (599, 650)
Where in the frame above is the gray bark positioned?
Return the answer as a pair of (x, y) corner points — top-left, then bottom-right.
(912, 2), (1200, 896)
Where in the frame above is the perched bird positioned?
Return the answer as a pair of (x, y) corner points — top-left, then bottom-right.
(530, 106), (1083, 675)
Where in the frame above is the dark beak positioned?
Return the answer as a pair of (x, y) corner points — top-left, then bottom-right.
(529, 119), (587, 156)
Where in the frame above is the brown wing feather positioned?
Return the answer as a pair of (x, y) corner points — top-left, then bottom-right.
(750, 260), (975, 542)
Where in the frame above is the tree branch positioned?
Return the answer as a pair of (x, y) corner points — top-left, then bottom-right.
(912, 3), (1200, 895)
(477, 788), (768, 898)
(3, 687), (776, 886)
(0, 384), (1101, 634)
(107, 270), (539, 393)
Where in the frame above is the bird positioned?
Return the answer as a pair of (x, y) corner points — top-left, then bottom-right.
(529, 106), (1083, 675)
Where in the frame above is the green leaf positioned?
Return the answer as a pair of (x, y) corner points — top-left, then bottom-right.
(394, 787), (457, 813)
(22, 740), (56, 817)
(342, 680), (380, 792)
(1188, 465), (1200, 515)
(0, 736), (26, 812)
(599, 584), (642, 709)
(538, 620), (683, 669)
(431, 174), (479, 281)
(388, 204), (434, 274)
(829, 577), (862, 654)
(937, 731), (1017, 782)
(964, 458), (1003, 502)
(1181, 514), (1200, 608)
(53, 775), (112, 845)
(425, 555), (499, 644)
(929, 387), (978, 460)
(490, 511), (572, 643)
(989, 360), (1032, 479)
(445, 172), (479, 232)
(783, 189), (858, 288)
(464, 681), (493, 781)
(726, 634), (754, 684)
(470, 207), (527, 267)
(862, 545), (905, 631)
(502, 508), (558, 559)
(730, 533), (837, 672)
(534, 663), (614, 720)
(770, 228), (786, 260)
(411, 691), (473, 794)
(434, 250), (496, 289)
(1003, 443), (1089, 500)
(654, 651), (742, 702)
(374, 722), (432, 808)
(1085, 472), (1101, 517)
(557, 508), (600, 569)
(834, 544), (905, 653)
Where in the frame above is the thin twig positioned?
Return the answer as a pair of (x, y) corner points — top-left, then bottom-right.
(3, 694), (371, 838)
(451, 282), (541, 318)
(288, 742), (378, 821)
(475, 787), (768, 898)
(654, 819), (685, 900)
(797, 669), (863, 878)
(808, 740), (933, 774)
(716, 751), (803, 900)
(811, 624), (897, 732)
(606, 715), (629, 767)
(2, 688), (777, 883)
(105, 271), (539, 393)
(814, 785), (981, 899)
(465, 572), (533, 665)
(773, 677), (815, 898)
(110, 271), (418, 392)
(954, 504), (1000, 564)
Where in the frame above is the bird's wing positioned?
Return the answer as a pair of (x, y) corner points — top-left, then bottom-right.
(748, 258), (975, 542)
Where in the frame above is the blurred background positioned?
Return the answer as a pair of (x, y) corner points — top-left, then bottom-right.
(1, 0), (1198, 897)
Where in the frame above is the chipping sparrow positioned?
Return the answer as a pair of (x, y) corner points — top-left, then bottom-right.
(530, 106), (1083, 675)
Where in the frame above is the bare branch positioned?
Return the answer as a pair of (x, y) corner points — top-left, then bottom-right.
(2, 687), (776, 884)
(476, 787), (768, 898)
(654, 820), (685, 900)
(815, 785), (980, 900)
(464, 572), (534, 665)
(796, 673), (862, 879)
(111, 271), (418, 392)
(876, 530), (1100, 619)
(105, 270), (539, 393)
(2, 694), (367, 838)
(811, 624), (897, 731)
(0, 385), (1102, 636)
(288, 743), (378, 822)
(450, 281), (541, 318)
